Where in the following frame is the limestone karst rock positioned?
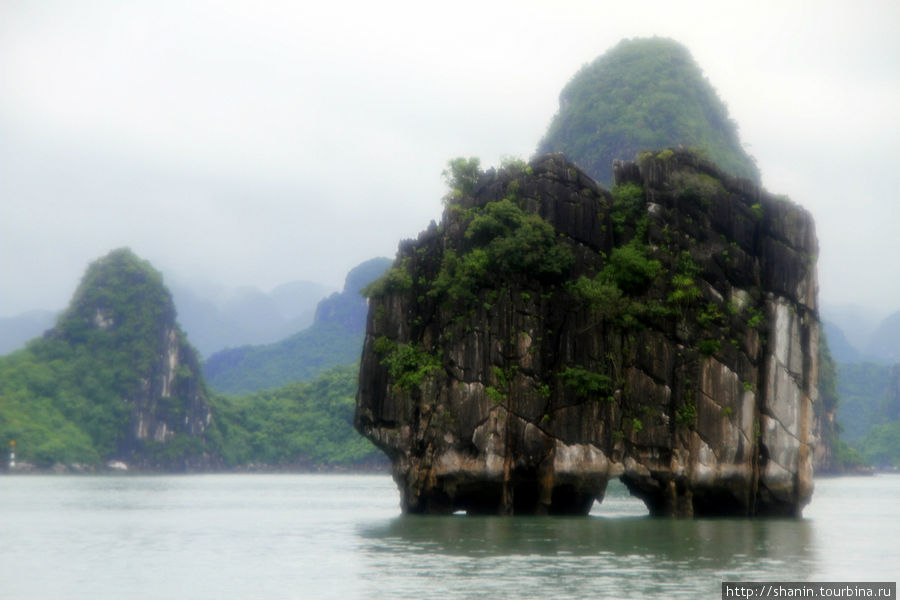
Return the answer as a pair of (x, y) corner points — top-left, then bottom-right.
(355, 151), (819, 517)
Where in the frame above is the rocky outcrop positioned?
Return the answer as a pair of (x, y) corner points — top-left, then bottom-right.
(356, 150), (820, 517)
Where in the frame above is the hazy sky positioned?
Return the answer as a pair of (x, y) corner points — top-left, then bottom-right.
(2, 0), (898, 318)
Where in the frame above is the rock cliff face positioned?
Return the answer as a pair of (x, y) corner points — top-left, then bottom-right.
(119, 322), (213, 469)
(356, 151), (820, 516)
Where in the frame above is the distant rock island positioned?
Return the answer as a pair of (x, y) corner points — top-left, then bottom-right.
(12, 249), (215, 470)
(356, 150), (820, 517)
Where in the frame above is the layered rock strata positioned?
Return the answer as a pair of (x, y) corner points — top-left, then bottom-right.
(356, 150), (819, 516)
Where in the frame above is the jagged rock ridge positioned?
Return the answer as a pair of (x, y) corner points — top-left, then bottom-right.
(356, 151), (819, 517)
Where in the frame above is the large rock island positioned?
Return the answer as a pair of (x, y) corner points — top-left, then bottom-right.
(356, 150), (820, 517)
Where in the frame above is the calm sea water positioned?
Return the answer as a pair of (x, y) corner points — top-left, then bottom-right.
(0, 473), (896, 599)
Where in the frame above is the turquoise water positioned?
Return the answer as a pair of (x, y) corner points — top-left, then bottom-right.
(0, 474), (896, 599)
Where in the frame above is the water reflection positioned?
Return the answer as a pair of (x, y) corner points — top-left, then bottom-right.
(3, 474), (893, 600)
(363, 514), (811, 561)
(358, 511), (815, 599)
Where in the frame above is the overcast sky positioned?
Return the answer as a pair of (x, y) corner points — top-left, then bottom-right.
(2, 0), (898, 319)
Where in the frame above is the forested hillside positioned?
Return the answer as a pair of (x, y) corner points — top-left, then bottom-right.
(818, 316), (900, 470)
(836, 362), (899, 468)
(211, 364), (382, 469)
(0, 250), (381, 471)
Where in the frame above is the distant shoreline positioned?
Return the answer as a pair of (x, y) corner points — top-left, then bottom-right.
(7, 463), (899, 477)
(2, 459), (391, 476)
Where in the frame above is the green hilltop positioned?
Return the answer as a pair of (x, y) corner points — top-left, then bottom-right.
(0, 249), (215, 468)
(538, 37), (760, 186)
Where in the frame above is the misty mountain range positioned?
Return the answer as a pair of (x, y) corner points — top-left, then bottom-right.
(1, 280), (327, 358)
(821, 307), (900, 364)
(202, 257), (391, 395)
(171, 280), (329, 357)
